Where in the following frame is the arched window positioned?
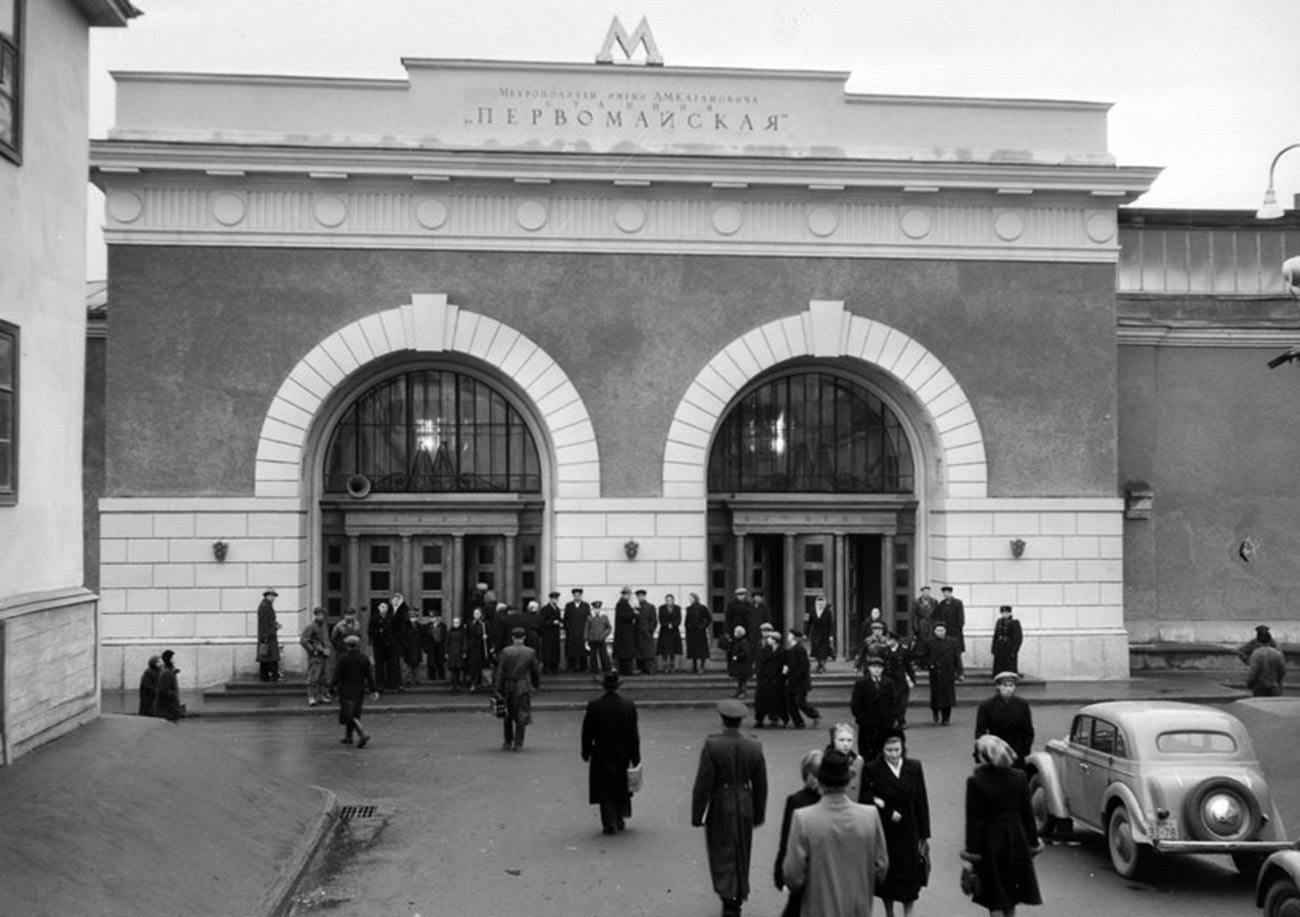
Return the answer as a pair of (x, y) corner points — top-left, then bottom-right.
(323, 370), (541, 494)
(708, 371), (913, 493)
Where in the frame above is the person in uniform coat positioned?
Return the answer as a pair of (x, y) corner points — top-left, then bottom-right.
(880, 631), (916, 729)
(782, 749), (889, 917)
(494, 627), (541, 751)
(539, 591), (564, 675)
(138, 655), (161, 716)
(685, 593), (713, 673)
(936, 586), (966, 680)
(585, 601), (613, 678)
(256, 587), (282, 682)
(581, 672), (641, 834)
(613, 587), (638, 676)
(963, 735), (1043, 916)
(910, 586), (938, 644)
(332, 634), (378, 748)
(974, 672), (1035, 763)
(805, 595), (835, 672)
(851, 656), (897, 762)
(990, 605), (1023, 677)
(634, 589), (658, 674)
(922, 622), (959, 725)
(691, 699), (769, 917)
(863, 729), (931, 917)
(753, 630), (789, 728)
(563, 587), (592, 673)
(657, 594), (684, 673)
(784, 630), (820, 728)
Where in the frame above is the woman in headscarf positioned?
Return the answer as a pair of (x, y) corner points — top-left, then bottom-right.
(962, 734), (1042, 917)
(823, 722), (864, 804)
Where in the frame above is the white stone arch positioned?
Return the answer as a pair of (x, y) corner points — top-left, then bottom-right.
(661, 299), (987, 498)
(254, 293), (600, 499)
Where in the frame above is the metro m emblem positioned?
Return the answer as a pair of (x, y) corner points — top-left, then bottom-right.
(596, 16), (664, 66)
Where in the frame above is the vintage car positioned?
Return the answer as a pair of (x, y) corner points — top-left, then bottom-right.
(1026, 701), (1294, 879)
(1257, 849), (1300, 916)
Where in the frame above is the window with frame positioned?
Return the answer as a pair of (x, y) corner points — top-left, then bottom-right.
(0, 0), (22, 163)
(0, 319), (17, 504)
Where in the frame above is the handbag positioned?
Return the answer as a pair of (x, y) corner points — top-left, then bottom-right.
(919, 844), (931, 886)
(626, 762), (644, 794)
(489, 693), (506, 718)
(960, 863), (981, 899)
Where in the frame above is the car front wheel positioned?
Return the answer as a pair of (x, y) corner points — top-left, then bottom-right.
(1107, 804), (1149, 879)
(1263, 875), (1300, 917)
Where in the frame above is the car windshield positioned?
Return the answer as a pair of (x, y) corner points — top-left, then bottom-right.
(1155, 730), (1237, 754)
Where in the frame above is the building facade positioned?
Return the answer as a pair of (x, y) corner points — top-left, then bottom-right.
(89, 44), (1166, 688)
(0, 0), (135, 765)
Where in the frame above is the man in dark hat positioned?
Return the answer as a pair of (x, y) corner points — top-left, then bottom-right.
(990, 604), (1023, 677)
(256, 587), (282, 682)
(332, 634), (378, 748)
(613, 587), (638, 676)
(935, 585), (966, 681)
(974, 671), (1035, 763)
(851, 655), (896, 761)
(691, 699), (768, 917)
(1238, 624), (1279, 664)
(153, 649), (183, 721)
(539, 590), (563, 675)
(1246, 630), (1287, 697)
(563, 587), (592, 673)
(782, 749), (889, 912)
(634, 588), (658, 674)
(580, 672), (641, 834)
(494, 626), (541, 751)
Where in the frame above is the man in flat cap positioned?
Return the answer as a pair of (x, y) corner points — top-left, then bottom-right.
(539, 590), (563, 675)
(563, 587), (592, 674)
(332, 634), (378, 748)
(691, 699), (768, 917)
(581, 672), (641, 834)
(495, 626), (541, 751)
(975, 671), (1034, 764)
(256, 588), (282, 682)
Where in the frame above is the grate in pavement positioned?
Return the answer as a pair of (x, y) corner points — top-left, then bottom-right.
(338, 804), (378, 820)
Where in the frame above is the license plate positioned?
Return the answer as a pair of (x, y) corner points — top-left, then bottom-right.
(1152, 822), (1178, 841)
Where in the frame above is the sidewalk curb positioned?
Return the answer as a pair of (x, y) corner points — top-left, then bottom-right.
(260, 786), (338, 917)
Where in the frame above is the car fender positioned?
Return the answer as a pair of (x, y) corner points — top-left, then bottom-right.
(1025, 751), (1068, 818)
(1256, 849), (1300, 907)
(1102, 782), (1150, 842)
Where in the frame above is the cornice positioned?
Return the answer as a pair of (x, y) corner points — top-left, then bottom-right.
(1118, 320), (1300, 347)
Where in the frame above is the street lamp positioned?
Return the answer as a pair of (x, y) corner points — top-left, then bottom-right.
(1257, 142), (1300, 219)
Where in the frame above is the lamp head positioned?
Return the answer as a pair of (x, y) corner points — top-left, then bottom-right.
(1257, 187), (1285, 220)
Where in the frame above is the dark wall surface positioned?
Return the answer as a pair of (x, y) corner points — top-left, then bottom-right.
(105, 247), (1119, 499)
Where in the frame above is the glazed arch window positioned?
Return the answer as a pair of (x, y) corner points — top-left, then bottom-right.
(0, 319), (17, 504)
(0, 0), (22, 164)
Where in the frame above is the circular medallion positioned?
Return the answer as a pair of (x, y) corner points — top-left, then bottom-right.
(807, 206), (838, 238)
(994, 210), (1025, 242)
(415, 197), (449, 230)
(211, 193), (246, 227)
(313, 194), (348, 228)
(106, 191), (143, 225)
(614, 202), (646, 234)
(517, 200), (548, 232)
(712, 204), (743, 236)
(899, 208), (931, 240)
(1085, 211), (1116, 244)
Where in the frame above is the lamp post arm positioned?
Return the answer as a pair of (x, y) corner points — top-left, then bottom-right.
(1265, 142), (1300, 192)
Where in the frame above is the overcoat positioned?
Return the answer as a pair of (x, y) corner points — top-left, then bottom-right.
(727, 636), (753, 681)
(465, 618), (491, 674)
(563, 599), (592, 660)
(685, 601), (713, 660)
(539, 601), (563, 670)
(585, 611), (612, 644)
(921, 636), (959, 710)
(724, 597), (752, 644)
(691, 727), (769, 902)
(581, 689), (641, 805)
(850, 675), (897, 734)
(785, 642), (812, 694)
(990, 616), (1023, 675)
(333, 647), (376, 724)
(964, 765), (1042, 911)
(613, 598), (638, 661)
(256, 598), (280, 662)
(936, 596), (966, 653)
(862, 758), (931, 904)
(806, 606), (835, 662)
(656, 603), (683, 656)
(635, 599), (658, 661)
(974, 693), (1035, 761)
(153, 666), (182, 721)
(138, 664), (160, 717)
(782, 792), (889, 917)
(754, 644), (789, 721)
(444, 625), (466, 671)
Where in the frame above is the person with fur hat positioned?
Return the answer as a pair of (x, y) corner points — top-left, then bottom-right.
(782, 748), (889, 916)
(691, 699), (768, 917)
(974, 672), (1034, 764)
(962, 735), (1042, 916)
(580, 672), (641, 834)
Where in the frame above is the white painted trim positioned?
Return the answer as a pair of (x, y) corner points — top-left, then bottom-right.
(933, 497), (1123, 512)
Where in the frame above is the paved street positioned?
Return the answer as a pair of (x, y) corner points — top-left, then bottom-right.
(180, 702), (1260, 917)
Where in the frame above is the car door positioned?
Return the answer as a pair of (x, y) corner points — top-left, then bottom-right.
(1084, 717), (1122, 809)
(1062, 715), (1094, 824)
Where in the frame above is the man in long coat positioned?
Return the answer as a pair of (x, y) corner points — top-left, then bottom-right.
(935, 586), (966, 680)
(923, 621), (960, 725)
(990, 604), (1024, 676)
(685, 593), (713, 673)
(256, 587), (282, 682)
(691, 699), (768, 917)
(613, 587), (638, 675)
(580, 672), (641, 834)
(974, 671), (1035, 762)
(634, 589), (658, 674)
(724, 587), (750, 645)
(332, 634), (378, 747)
(910, 585), (938, 643)
(850, 656), (897, 762)
(563, 587), (592, 673)
(495, 627), (541, 751)
(783, 749), (889, 917)
(539, 591), (563, 675)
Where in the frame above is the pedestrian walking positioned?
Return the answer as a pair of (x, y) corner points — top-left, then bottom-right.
(691, 699), (768, 917)
(921, 621), (959, 725)
(851, 656), (897, 761)
(445, 616), (467, 693)
(781, 748), (890, 917)
(494, 627), (541, 751)
(975, 672), (1035, 764)
(880, 631), (915, 728)
(773, 748), (822, 917)
(1247, 640), (1287, 696)
(784, 630), (821, 729)
(936, 586), (966, 681)
(863, 729), (931, 917)
(728, 625), (754, 698)
(962, 734), (1043, 917)
(657, 593), (684, 673)
(754, 629), (789, 728)
(138, 655), (161, 717)
(586, 600), (613, 678)
(563, 587), (592, 673)
(539, 591), (563, 675)
(991, 605), (1023, 677)
(580, 672), (641, 834)
(153, 649), (183, 722)
(332, 634), (378, 748)
(256, 587), (282, 682)
(299, 606), (333, 707)
(825, 722), (865, 803)
(805, 595), (835, 672)
(686, 592), (713, 673)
